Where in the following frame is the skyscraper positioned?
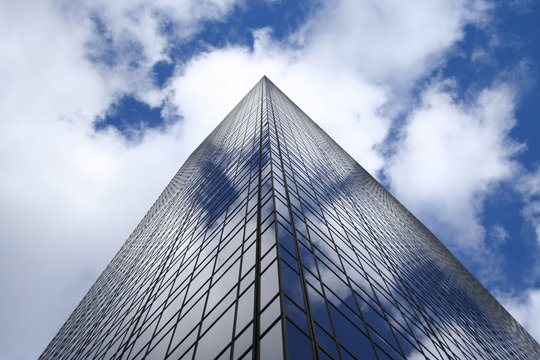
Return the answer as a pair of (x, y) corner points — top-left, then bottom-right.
(41, 77), (540, 359)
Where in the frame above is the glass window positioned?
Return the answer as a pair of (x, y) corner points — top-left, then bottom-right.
(260, 320), (284, 360)
(286, 320), (313, 359)
(329, 304), (375, 358)
(194, 304), (235, 360)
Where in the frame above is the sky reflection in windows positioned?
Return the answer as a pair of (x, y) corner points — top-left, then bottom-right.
(41, 77), (540, 359)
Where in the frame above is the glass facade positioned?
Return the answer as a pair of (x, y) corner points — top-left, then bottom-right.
(41, 77), (540, 359)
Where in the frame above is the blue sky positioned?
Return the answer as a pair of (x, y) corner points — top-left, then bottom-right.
(1, 0), (540, 358)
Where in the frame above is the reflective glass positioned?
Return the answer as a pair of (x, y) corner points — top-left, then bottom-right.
(41, 77), (540, 360)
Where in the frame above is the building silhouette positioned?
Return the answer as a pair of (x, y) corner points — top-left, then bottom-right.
(41, 77), (540, 359)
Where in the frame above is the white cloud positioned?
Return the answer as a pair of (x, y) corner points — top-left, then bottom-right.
(497, 288), (540, 342)
(295, 0), (489, 86)
(489, 224), (510, 246)
(385, 80), (522, 251)
(0, 3), (106, 357)
(166, 37), (390, 173)
(72, 0), (242, 105)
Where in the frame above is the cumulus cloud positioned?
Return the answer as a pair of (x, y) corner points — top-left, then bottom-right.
(69, 0), (241, 105)
(166, 37), (390, 173)
(497, 288), (540, 342)
(385, 80), (523, 252)
(294, 0), (489, 86)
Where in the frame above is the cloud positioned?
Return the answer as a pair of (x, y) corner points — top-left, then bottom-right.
(0, 1), (107, 354)
(72, 0), (242, 105)
(497, 288), (540, 342)
(489, 224), (510, 246)
(385, 80), (523, 252)
(294, 0), (489, 86)
(166, 37), (390, 173)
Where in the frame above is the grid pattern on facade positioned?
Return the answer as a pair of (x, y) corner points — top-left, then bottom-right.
(41, 77), (540, 360)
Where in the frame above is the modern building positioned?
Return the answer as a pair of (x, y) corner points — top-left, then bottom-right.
(41, 77), (540, 359)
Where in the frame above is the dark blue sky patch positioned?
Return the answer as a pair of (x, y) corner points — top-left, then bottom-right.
(166, 0), (317, 63)
(94, 96), (166, 142)
(500, 0), (540, 170)
(512, 84), (540, 170)
(441, 25), (496, 93)
(152, 60), (176, 88)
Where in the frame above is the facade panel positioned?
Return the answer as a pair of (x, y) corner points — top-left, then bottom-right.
(41, 77), (540, 359)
